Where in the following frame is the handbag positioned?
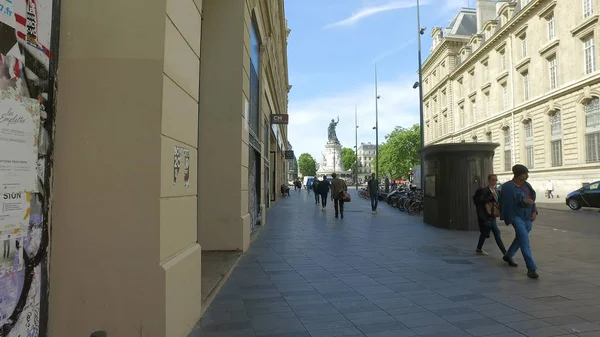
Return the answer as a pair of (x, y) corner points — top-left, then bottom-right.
(341, 190), (351, 202)
(485, 201), (500, 218)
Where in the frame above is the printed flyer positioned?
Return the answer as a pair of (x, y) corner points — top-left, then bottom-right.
(0, 89), (41, 193)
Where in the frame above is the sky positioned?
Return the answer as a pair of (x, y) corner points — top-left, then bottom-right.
(285, 0), (473, 162)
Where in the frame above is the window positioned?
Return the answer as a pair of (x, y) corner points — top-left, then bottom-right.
(469, 70), (475, 92)
(441, 89), (447, 106)
(485, 93), (491, 116)
(249, 19), (261, 136)
(585, 98), (600, 162)
(584, 36), (596, 75)
(486, 132), (492, 142)
(500, 50), (507, 71)
(520, 34), (528, 58)
(472, 100), (477, 123)
(425, 102), (430, 118)
(524, 121), (534, 168)
(547, 13), (555, 41)
(583, 0), (594, 18)
(441, 61), (446, 75)
(504, 128), (512, 171)
(550, 111), (563, 166)
(502, 84), (509, 110)
(433, 97), (438, 114)
(457, 78), (463, 97)
(459, 106), (465, 128)
(522, 72), (530, 101)
(442, 115), (448, 135)
(549, 56), (558, 89)
(483, 62), (489, 82)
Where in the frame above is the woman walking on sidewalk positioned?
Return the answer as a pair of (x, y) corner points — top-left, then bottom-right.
(473, 174), (506, 257)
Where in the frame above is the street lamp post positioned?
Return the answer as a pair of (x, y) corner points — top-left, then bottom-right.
(375, 64), (381, 184)
(355, 105), (359, 189)
(416, 0), (425, 192)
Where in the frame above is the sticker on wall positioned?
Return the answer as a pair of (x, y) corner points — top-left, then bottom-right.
(0, 87), (41, 193)
(173, 146), (181, 185)
(183, 148), (190, 187)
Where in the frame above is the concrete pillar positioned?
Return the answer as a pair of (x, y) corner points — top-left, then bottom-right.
(50, 0), (202, 335)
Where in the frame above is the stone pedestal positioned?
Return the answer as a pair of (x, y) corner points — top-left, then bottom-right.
(317, 142), (351, 177)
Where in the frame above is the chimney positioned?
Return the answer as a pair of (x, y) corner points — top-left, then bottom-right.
(476, 0), (498, 32)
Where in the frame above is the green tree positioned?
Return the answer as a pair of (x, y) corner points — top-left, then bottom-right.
(374, 124), (421, 179)
(341, 147), (357, 173)
(297, 153), (317, 176)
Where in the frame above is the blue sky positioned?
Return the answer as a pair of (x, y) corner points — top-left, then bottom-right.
(285, 0), (470, 162)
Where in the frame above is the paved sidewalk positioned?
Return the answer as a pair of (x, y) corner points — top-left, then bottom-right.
(190, 190), (600, 337)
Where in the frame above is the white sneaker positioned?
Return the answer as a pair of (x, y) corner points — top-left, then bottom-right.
(372, 211), (376, 214)
(322, 207), (325, 211)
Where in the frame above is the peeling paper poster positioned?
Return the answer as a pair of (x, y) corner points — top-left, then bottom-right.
(174, 146), (190, 187)
(0, 89), (41, 193)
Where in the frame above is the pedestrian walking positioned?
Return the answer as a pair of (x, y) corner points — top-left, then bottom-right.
(331, 173), (348, 219)
(545, 180), (554, 198)
(500, 164), (539, 279)
(473, 174), (506, 256)
(317, 175), (331, 211)
(367, 173), (379, 214)
(312, 178), (320, 204)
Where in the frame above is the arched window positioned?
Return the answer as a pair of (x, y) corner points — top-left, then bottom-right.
(550, 111), (562, 166)
(504, 128), (512, 171)
(585, 97), (600, 162)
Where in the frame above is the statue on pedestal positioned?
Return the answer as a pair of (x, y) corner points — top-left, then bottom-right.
(328, 116), (340, 144)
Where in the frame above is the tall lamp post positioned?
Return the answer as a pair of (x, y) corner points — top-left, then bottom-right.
(416, 0), (425, 191)
(374, 64), (381, 184)
(355, 105), (359, 189)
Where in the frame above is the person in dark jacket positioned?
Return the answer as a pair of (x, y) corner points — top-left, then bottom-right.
(312, 178), (320, 204)
(367, 173), (379, 214)
(500, 164), (539, 279)
(317, 175), (331, 211)
(474, 174), (506, 256)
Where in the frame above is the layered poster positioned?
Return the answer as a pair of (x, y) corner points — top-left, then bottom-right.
(0, 0), (53, 335)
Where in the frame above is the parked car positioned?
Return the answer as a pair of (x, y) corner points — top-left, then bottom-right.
(566, 180), (600, 210)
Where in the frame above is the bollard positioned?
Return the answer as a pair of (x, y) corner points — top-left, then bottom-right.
(91, 332), (107, 337)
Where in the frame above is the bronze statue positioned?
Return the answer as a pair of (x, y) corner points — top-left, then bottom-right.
(328, 116), (340, 143)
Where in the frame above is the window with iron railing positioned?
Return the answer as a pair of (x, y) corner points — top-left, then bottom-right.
(524, 122), (534, 168)
(504, 129), (512, 171)
(550, 111), (563, 167)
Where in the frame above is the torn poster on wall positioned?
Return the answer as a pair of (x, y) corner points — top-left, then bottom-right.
(0, 0), (56, 335)
(173, 146), (190, 187)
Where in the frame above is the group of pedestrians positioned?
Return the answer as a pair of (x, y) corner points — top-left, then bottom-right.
(473, 164), (539, 279)
(311, 173), (348, 218)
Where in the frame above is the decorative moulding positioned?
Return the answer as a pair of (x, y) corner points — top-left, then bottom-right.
(537, 0), (556, 19)
(539, 39), (560, 58)
(571, 15), (599, 38)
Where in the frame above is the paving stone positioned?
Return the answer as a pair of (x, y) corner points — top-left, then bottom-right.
(189, 190), (600, 337)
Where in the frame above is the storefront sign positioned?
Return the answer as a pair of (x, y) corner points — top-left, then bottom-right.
(270, 114), (288, 125)
(284, 150), (294, 160)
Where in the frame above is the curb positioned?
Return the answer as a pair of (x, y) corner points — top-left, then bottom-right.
(536, 204), (600, 213)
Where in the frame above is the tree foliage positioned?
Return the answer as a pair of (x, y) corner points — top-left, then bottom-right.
(371, 124), (420, 179)
(341, 147), (357, 173)
(297, 153), (317, 176)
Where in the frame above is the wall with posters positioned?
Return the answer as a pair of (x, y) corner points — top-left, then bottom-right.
(0, 0), (58, 336)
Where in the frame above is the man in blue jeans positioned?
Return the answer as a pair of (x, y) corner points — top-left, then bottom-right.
(500, 164), (539, 279)
(367, 173), (379, 214)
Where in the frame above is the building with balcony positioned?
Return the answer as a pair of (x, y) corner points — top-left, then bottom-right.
(422, 0), (600, 197)
(0, 0), (290, 336)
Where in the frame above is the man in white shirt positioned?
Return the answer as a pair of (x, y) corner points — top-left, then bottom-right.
(545, 180), (554, 199)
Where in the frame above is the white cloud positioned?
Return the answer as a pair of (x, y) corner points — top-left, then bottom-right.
(325, 0), (426, 29)
(288, 75), (421, 164)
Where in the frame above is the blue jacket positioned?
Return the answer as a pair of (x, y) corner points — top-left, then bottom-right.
(500, 180), (538, 224)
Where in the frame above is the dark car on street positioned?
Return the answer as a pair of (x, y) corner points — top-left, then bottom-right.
(566, 180), (600, 210)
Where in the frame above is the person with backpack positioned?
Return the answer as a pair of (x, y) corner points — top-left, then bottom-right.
(312, 178), (320, 204)
(473, 174), (506, 257)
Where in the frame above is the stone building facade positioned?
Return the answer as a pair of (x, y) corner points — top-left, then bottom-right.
(422, 0), (600, 197)
(358, 142), (376, 180)
(40, 0), (291, 336)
